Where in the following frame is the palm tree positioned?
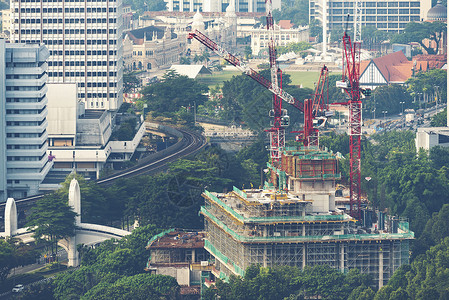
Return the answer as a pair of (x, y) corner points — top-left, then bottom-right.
(201, 51), (210, 68)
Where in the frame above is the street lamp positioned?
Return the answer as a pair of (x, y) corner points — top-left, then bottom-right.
(399, 101), (405, 116)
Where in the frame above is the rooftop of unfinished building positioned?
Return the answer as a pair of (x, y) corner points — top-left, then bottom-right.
(204, 187), (349, 220)
(147, 230), (206, 249)
(282, 146), (344, 159)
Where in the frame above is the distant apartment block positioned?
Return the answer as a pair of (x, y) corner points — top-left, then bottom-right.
(9, 0), (124, 111)
(0, 40), (52, 202)
(310, 0), (432, 34)
(165, 0), (280, 13)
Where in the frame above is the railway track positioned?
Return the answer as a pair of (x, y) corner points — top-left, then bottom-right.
(0, 128), (207, 209)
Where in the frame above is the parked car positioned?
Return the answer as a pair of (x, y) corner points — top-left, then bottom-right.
(12, 284), (24, 293)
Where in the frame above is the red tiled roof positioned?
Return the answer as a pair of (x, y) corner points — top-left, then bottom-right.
(360, 51), (446, 84)
(278, 20), (294, 29)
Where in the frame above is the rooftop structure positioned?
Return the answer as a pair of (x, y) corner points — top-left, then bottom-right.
(146, 229), (211, 296)
(359, 51), (447, 90)
(201, 146), (413, 288)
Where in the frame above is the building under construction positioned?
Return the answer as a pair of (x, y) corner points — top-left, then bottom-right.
(201, 146), (413, 288)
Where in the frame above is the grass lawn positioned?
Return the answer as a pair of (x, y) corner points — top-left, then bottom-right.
(198, 70), (322, 90)
(284, 71), (320, 89)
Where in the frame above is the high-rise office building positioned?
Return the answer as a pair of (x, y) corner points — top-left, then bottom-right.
(165, 0), (280, 13)
(310, 0), (432, 34)
(0, 40), (52, 202)
(9, 0), (124, 111)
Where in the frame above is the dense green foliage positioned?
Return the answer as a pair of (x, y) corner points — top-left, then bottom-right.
(321, 131), (449, 256)
(204, 265), (374, 300)
(140, 70), (208, 126)
(376, 237), (449, 299)
(363, 84), (413, 116)
(49, 224), (179, 299)
(391, 22), (447, 55)
(220, 70), (313, 132)
(276, 42), (312, 55)
(26, 190), (77, 257)
(431, 108), (447, 127)
(111, 117), (138, 141)
(272, 0), (309, 26)
(0, 239), (15, 282)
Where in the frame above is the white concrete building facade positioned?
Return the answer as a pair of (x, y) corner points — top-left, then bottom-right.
(0, 40), (52, 201)
(9, 0), (124, 111)
(310, 0), (432, 35)
(165, 0), (280, 13)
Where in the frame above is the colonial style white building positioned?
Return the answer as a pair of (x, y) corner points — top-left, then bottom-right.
(245, 22), (309, 56)
(123, 26), (185, 72)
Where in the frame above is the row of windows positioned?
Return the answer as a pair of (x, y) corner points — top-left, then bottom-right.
(7, 130), (46, 138)
(47, 71), (117, 77)
(7, 153), (46, 161)
(18, 0), (117, 3)
(6, 96), (46, 103)
(47, 50), (118, 55)
(78, 93), (117, 99)
(331, 1), (419, 7)
(18, 18), (117, 24)
(7, 119), (46, 127)
(24, 29), (117, 35)
(6, 85), (45, 92)
(7, 143), (45, 150)
(19, 7), (112, 13)
(6, 108), (45, 114)
(331, 8), (420, 14)
(78, 82), (117, 87)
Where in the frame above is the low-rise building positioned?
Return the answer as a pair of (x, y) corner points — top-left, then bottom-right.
(146, 229), (211, 297)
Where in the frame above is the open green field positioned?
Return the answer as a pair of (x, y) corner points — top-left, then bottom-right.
(198, 70), (321, 90)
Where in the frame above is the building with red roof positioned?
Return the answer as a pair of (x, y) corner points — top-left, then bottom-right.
(359, 51), (446, 89)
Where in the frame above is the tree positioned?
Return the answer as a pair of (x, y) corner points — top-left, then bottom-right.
(0, 239), (14, 282)
(141, 70), (208, 126)
(391, 22), (447, 55)
(26, 192), (77, 258)
(82, 274), (179, 300)
(430, 108), (447, 127)
(123, 72), (141, 94)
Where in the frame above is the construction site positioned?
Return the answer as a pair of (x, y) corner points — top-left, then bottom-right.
(201, 146), (413, 288)
(167, 0), (415, 292)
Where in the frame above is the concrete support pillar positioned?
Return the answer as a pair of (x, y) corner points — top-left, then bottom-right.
(192, 249), (196, 262)
(263, 245), (267, 268)
(190, 0), (194, 12)
(379, 248), (384, 288)
(302, 244), (306, 269)
(69, 178), (81, 225)
(5, 198), (17, 236)
(66, 236), (79, 267)
(302, 224), (305, 236)
(340, 243), (345, 272)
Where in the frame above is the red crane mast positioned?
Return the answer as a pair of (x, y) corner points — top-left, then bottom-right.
(336, 19), (366, 220)
(265, 0), (285, 165)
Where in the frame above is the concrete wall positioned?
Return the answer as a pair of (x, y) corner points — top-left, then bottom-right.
(47, 83), (77, 138)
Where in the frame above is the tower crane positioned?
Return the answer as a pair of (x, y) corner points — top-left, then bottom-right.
(188, 30), (331, 149)
(336, 15), (371, 220)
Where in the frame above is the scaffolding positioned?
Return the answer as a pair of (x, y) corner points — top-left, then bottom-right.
(201, 148), (413, 289)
